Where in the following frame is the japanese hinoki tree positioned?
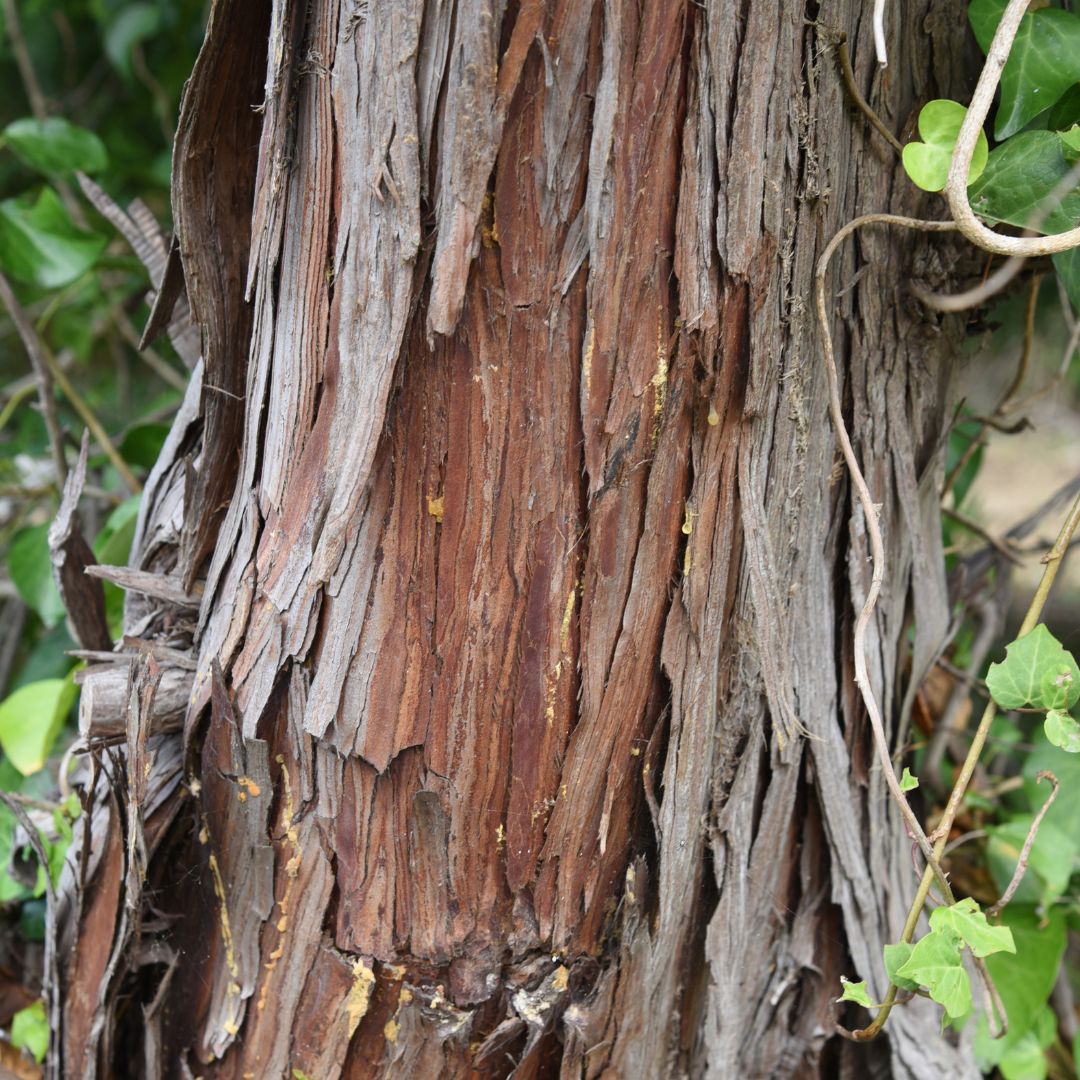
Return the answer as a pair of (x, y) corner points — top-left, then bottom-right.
(57, 1), (989, 1077)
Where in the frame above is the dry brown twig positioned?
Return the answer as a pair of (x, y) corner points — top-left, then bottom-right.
(986, 771), (1059, 918)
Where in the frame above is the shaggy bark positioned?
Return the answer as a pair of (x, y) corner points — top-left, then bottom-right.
(59, 0), (980, 1076)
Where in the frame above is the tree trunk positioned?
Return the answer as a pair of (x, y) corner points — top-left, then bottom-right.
(60, 1), (979, 1076)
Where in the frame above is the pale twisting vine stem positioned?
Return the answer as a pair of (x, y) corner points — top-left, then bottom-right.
(947, 0), (1080, 256)
(815, 213), (958, 899)
(850, 490), (1080, 1039)
(822, 0), (1080, 1040)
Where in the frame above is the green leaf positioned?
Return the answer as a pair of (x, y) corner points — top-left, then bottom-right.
(10, 1000), (48, 1063)
(2, 117), (108, 176)
(836, 976), (874, 1008)
(119, 422), (171, 470)
(901, 100), (989, 192)
(9, 523), (65, 628)
(18, 897), (46, 941)
(1054, 245), (1080, 317)
(1045, 708), (1080, 752)
(896, 929), (972, 1020)
(899, 767), (919, 792)
(929, 897), (1015, 958)
(1061, 125), (1080, 161)
(92, 495), (141, 565)
(0, 796), (31, 904)
(976, 906), (1066, 1068)
(968, 0), (1080, 139)
(104, 4), (162, 78)
(986, 624), (1080, 711)
(883, 942), (920, 991)
(93, 495), (141, 637)
(987, 815), (1077, 908)
(0, 676), (78, 776)
(11, 622), (77, 691)
(0, 187), (106, 289)
(1048, 84), (1080, 132)
(997, 1005), (1055, 1080)
(1041, 652), (1080, 709)
(969, 131), (1080, 234)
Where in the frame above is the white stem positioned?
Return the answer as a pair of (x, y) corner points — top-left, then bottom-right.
(873, 0), (888, 66)
(947, 0), (1080, 256)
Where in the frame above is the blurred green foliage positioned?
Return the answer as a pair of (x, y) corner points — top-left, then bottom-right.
(0, 0), (205, 1055)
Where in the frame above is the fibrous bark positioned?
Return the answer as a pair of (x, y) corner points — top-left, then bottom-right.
(58, 1), (979, 1077)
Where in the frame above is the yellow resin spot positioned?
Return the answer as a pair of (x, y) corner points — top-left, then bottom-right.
(582, 315), (595, 396)
(346, 960), (376, 1037)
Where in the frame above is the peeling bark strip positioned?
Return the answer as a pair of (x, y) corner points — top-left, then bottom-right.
(61, 2), (981, 1077)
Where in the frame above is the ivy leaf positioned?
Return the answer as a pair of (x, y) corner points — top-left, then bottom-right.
(883, 942), (920, 991)
(988, 815), (1076, 908)
(104, 4), (163, 78)
(900, 767), (919, 792)
(968, 0), (1080, 139)
(0, 187), (106, 289)
(9, 524), (66, 628)
(0, 676), (78, 776)
(929, 897), (1016, 958)
(896, 929), (973, 1020)
(10, 1000), (48, 1063)
(986, 624), (1080, 711)
(902, 100), (989, 192)
(1048, 84), (1080, 132)
(1045, 709), (1080, 753)
(93, 495), (141, 637)
(836, 976), (874, 1008)
(119, 422), (171, 470)
(1042, 658), (1080, 710)
(974, 908), (1066, 1071)
(1054, 246), (1080, 317)
(969, 131), (1080, 235)
(979, 1003), (1057, 1079)
(1062, 125), (1080, 162)
(2, 117), (108, 176)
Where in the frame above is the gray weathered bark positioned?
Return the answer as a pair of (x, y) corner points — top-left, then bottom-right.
(58, 1), (981, 1076)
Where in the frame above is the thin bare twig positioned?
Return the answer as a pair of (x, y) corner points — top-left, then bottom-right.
(0, 380), (38, 432)
(1, 0), (49, 121)
(39, 343), (142, 494)
(942, 507), (1022, 565)
(925, 597), (1000, 797)
(912, 255), (1026, 314)
(0, 270), (68, 484)
(113, 308), (187, 391)
(1000, 302), (1080, 417)
(942, 275), (1040, 501)
(0, 0), (87, 229)
(837, 36), (902, 155)
(987, 771), (1059, 917)
(1004, 273), (1040, 408)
